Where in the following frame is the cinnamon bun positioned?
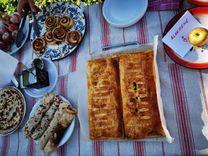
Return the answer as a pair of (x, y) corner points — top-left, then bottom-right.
(65, 31), (81, 46)
(52, 26), (66, 42)
(45, 16), (57, 29)
(59, 16), (74, 30)
(44, 30), (56, 45)
(32, 38), (46, 55)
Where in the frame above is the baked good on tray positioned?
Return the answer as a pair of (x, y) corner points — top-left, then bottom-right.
(119, 51), (164, 139)
(87, 50), (165, 140)
(87, 57), (123, 140)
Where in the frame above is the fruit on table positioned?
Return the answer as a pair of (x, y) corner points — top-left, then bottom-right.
(0, 41), (10, 51)
(10, 13), (21, 24)
(0, 12), (21, 51)
(188, 27), (208, 47)
(2, 32), (13, 43)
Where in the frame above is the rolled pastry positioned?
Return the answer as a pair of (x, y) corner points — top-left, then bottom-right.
(31, 96), (61, 140)
(43, 106), (76, 156)
(23, 93), (56, 138)
(38, 102), (69, 149)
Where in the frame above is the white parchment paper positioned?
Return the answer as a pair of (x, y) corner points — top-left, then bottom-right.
(77, 36), (174, 143)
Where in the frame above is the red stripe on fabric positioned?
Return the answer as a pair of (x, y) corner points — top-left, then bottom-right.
(28, 98), (37, 156)
(179, 66), (196, 148)
(174, 65), (195, 153)
(16, 131), (20, 156)
(199, 70), (208, 113)
(28, 139), (34, 156)
(73, 53), (77, 72)
(168, 64), (183, 153)
(87, 7), (92, 55)
(93, 142), (95, 156)
(57, 76), (68, 156)
(100, 5), (110, 48)
(158, 11), (167, 62)
(168, 64), (195, 155)
(1, 136), (9, 156)
(172, 65), (191, 153)
(117, 142), (120, 156)
(161, 142), (165, 156)
(137, 16), (149, 44)
(133, 141), (145, 156)
(78, 123), (80, 156)
(27, 98), (36, 156)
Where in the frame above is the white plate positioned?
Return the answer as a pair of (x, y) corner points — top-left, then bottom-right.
(24, 58), (58, 98)
(30, 95), (75, 147)
(103, 0), (148, 27)
(0, 16), (30, 55)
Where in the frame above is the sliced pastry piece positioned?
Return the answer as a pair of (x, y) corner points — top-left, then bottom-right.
(59, 16), (74, 29)
(87, 57), (123, 140)
(23, 93), (56, 138)
(43, 106), (77, 156)
(39, 101), (69, 149)
(119, 51), (165, 139)
(45, 16), (57, 29)
(52, 26), (66, 42)
(65, 30), (81, 46)
(31, 96), (61, 140)
(44, 30), (56, 45)
(32, 37), (46, 55)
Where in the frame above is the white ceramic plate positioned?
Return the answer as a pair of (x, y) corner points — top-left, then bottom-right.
(0, 16), (30, 55)
(30, 95), (75, 147)
(103, 0), (148, 27)
(0, 86), (26, 136)
(24, 58), (58, 98)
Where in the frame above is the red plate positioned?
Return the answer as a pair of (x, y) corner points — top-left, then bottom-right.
(187, 0), (208, 6)
(163, 7), (208, 69)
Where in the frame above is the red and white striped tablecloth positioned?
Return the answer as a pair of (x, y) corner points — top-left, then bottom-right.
(0, 2), (208, 156)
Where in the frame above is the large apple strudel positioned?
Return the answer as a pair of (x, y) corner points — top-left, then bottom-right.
(87, 50), (165, 140)
(87, 57), (123, 140)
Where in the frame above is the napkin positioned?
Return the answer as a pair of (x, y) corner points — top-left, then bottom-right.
(0, 50), (18, 88)
(148, 0), (181, 11)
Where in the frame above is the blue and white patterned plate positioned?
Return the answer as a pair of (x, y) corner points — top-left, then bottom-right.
(31, 2), (86, 60)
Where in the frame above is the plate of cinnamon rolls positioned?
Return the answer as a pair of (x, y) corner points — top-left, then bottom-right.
(31, 2), (86, 60)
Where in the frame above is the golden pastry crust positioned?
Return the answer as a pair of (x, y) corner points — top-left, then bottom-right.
(59, 16), (74, 29)
(87, 57), (123, 140)
(52, 26), (66, 42)
(44, 30), (56, 45)
(45, 16), (57, 29)
(119, 51), (164, 139)
(65, 31), (81, 46)
(32, 37), (46, 55)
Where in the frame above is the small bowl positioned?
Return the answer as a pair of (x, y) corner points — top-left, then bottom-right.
(103, 0), (148, 28)
(24, 58), (58, 98)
